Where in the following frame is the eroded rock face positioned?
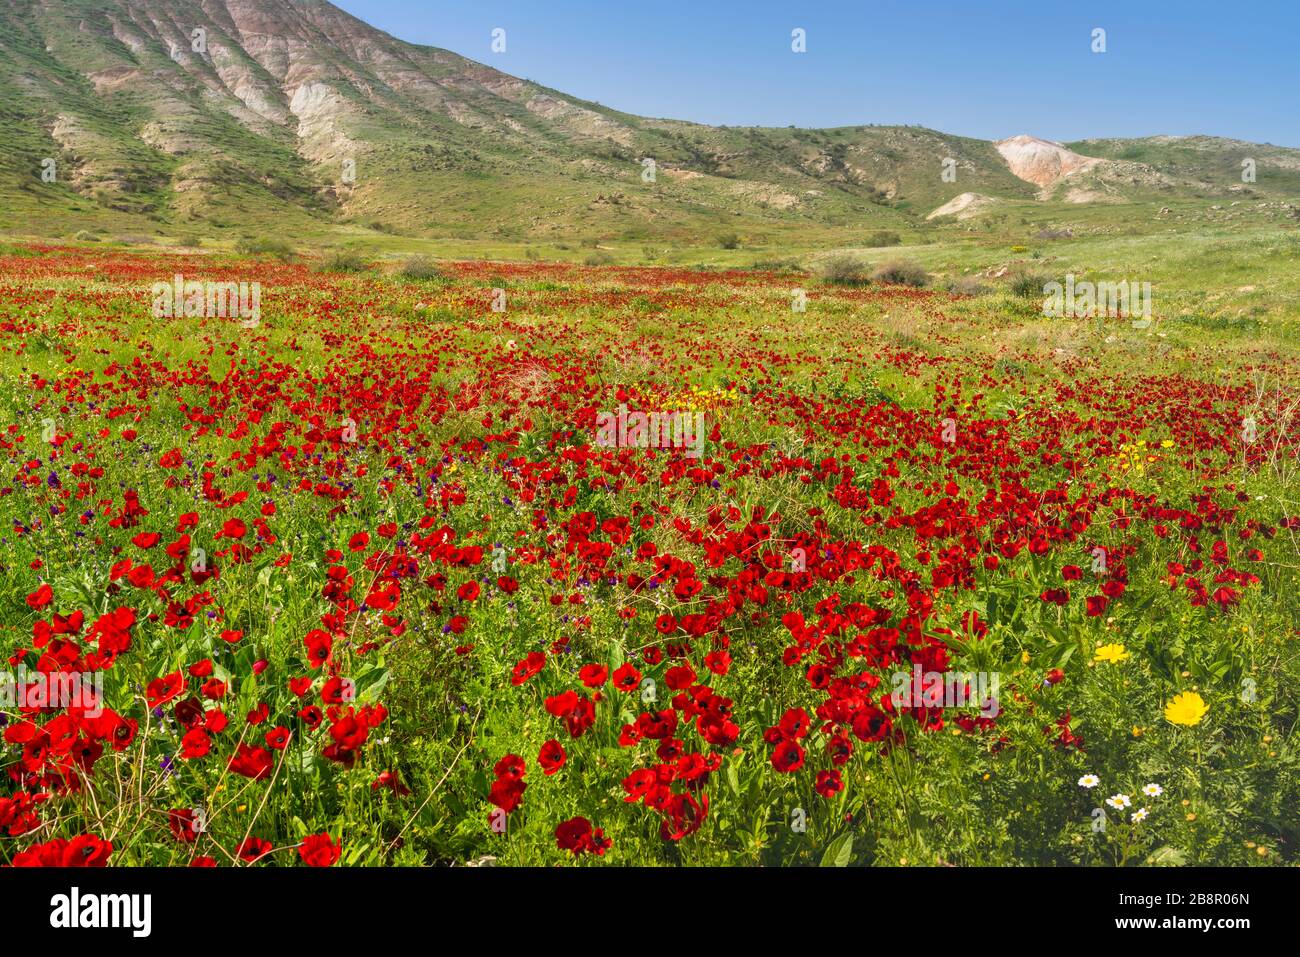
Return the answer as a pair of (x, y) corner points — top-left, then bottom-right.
(18, 0), (644, 169)
(926, 192), (998, 220)
(995, 135), (1101, 187)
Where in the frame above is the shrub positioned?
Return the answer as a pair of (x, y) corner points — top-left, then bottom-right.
(716, 233), (741, 250)
(235, 236), (295, 261)
(317, 249), (369, 273)
(398, 255), (444, 281)
(871, 258), (930, 288)
(1009, 269), (1055, 298)
(865, 230), (902, 247)
(944, 275), (988, 296)
(818, 253), (871, 285)
(748, 258), (805, 273)
(583, 251), (614, 266)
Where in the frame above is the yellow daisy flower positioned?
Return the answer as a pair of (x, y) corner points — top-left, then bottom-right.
(1164, 691), (1209, 727)
(1093, 642), (1129, 664)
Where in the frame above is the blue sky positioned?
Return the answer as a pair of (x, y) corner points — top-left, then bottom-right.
(333, 0), (1300, 146)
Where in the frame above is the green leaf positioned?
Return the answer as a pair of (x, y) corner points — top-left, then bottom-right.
(820, 832), (854, 867)
(354, 666), (391, 703)
(1145, 846), (1187, 867)
(1052, 643), (1076, 669)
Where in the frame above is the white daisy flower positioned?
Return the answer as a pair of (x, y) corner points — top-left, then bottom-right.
(1142, 783), (1163, 797)
(1132, 807), (1149, 823)
(1078, 774), (1100, 789)
(1106, 793), (1132, 810)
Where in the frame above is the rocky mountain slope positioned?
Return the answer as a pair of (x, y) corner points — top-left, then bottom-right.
(2, 0), (1298, 241)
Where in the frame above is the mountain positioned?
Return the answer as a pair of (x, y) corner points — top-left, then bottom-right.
(2, 0), (1299, 244)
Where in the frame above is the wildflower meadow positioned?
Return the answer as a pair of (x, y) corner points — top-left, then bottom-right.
(1, 245), (1295, 869)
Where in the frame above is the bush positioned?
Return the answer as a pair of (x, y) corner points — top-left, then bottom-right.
(72, 230), (100, 243)
(317, 249), (370, 273)
(818, 253), (871, 285)
(583, 251), (614, 266)
(943, 275), (987, 296)
(865, 230), (902, 247)
(235, 236), (295, 261)
(1009, 269), (1054, 298)
(748, 258), (805, 274)
(871, 258), (930, 287)
(716, 233), (741, 250)
(398, 255), (444, 281)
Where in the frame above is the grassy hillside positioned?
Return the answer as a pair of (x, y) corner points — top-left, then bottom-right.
(1, 0), (1298, 248)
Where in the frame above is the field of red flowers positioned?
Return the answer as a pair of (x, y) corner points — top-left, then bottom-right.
(1, 244), (1297, 867)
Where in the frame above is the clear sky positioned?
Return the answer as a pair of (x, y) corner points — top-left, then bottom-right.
(332, 0), (1300, 147)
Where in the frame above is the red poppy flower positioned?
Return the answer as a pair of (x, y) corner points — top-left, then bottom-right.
(25, 584), (53, 609)
(372, 770), (412, 796)
(622, 768), (657, 802)
(63, 834), (114, 867)
(771, 739), (805, 773)
(537, 739), (567, 775)
(494, 753), (527, 781)
(612, 663), (642, 692)
(578, 663), (608, 687)
(815, 768), (844, 798)
(778, 707), (811, 739)
(299, 832), (341, 867)
(146, 671), (185, 709)
(168, 809), (201, 843)
(488, 777), (526, 813)
(545, 690), (579, 717)
(511, 651), (546, 686)
(237, 836), (273, 864)
(228, 743), (274, 780)
(554, 816), (612, 856)
(180, 728), (212, 759)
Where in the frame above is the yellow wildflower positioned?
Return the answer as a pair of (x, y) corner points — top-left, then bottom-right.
(1093, 642), (1129, 664)
(1164, 691), (1209, 727)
